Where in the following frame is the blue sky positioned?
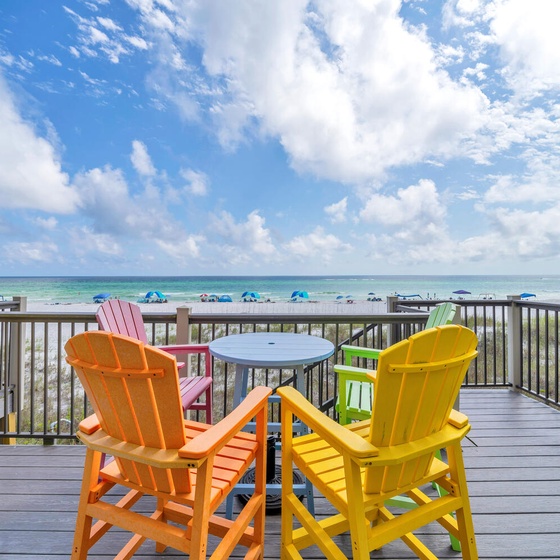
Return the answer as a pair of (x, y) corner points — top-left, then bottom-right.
(1, 0), (560, 276)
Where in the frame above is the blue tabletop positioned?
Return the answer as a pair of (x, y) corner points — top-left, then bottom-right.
(209, 332), (334, 368)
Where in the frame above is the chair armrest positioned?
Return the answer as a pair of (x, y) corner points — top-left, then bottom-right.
(334, 364), (377, 384)
(158, 344), (212, 377)
(158, 344), (209, 354)
(341, 344), (382, 365)
(277, 386), (378, 460)
(179, 386), (272, 459)
(78, 413), (101, 435)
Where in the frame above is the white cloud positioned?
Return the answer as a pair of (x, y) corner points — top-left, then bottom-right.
(360, 179), (455, 264)
(324, 197), (347, 223)
(34, 217), (58, 230)
(208, 210), (278, 264)
(131, 140), (156, 176)
(180, 168), (209, 196)
(490, 0), (560, 96)
(0, 74), (79, 213)
(5, 241), (61, 264)
(71, 226), (123, 256)
(284, 226), (351, 261)
(128, 0), (488, 184)
(156, 235), (204, 262)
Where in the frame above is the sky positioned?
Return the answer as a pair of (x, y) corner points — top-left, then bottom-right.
(1, 0), (560, 277)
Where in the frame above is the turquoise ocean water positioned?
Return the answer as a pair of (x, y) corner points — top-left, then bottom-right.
(0, 275), (557, 305)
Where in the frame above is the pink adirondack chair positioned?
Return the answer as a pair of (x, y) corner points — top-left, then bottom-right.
(96, 299), (213, 423)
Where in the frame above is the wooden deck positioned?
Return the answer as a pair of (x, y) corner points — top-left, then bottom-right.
(1, 389), (559, 559)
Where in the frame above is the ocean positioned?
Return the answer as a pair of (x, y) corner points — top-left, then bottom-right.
(0, 275), (556, 305)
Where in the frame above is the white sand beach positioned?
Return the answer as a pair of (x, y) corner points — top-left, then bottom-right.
(31, 300), (388, 315)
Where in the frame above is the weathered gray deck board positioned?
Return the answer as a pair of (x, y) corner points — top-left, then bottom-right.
(1, 389), (559, 559)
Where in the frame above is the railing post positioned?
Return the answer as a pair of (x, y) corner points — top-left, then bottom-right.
(507, 295), (521, 389)
(176, 306), (192, 344)
(387, 296), (398, 347)
(3, 297), (26, 444)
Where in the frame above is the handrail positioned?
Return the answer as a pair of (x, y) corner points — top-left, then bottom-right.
(1, 298), (559, 443)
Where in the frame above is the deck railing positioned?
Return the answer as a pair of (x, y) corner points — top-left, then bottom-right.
(1, 296), (558, 442)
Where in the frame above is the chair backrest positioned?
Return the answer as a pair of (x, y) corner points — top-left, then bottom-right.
(65, 331), (190, 493)
(96, 299), (149, 344)
(365, 324), (477, 494)
(425, 302), (459, 329)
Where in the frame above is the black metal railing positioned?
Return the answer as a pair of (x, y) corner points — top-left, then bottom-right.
(1, 297), (559, 442)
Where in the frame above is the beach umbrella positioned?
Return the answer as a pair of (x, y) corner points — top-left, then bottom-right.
(336, 295), (344, 300)
(298, 291), (309, 299)
(368, 292), (375, 295)
(453, 290), (471, 295)
(291, 290), (300, 298)
(218, 294), (232, 302)
(520, 292), (536, 299)
(93, 293), (110, 300)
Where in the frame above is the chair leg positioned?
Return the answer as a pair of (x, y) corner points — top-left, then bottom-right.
(72, 448), (101, 560)
(447, 443), (478, 559)
(205, 384), (213, 424)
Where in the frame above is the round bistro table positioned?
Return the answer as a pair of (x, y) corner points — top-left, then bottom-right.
(209, 332), (334, 517)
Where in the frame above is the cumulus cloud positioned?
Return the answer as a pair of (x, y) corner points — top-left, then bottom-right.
(490, 0), (560, 96)
(71, 226), (123, 256)
(131, 140), (156, 176)
(324, 197), (348, 223)
(4, 241), (61, 264)
(360, 179), (455, 264)
(181, 168), (209, 196)
(0, 74), (79, 213)
(73, 164), (181, 244)
(284, 226), (351, 261)
(208, 210), (279, 264)
(126, 0), (488, 184)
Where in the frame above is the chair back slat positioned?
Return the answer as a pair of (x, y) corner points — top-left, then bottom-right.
(425, 301), (457, 329)
(65, 331), (190, 494)
(97, 300), (149, 343)
(365, 325), (477, 494)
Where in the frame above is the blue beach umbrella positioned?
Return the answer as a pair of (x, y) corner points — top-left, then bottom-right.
(520, 292), (536, 299)
(453, 290), (471, 295)
(218, 294), (232, 302)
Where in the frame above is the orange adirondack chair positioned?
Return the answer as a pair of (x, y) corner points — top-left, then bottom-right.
(96, 299), (213, 422)
(279, 325), (479, 559)
(65, 331), (271, 559)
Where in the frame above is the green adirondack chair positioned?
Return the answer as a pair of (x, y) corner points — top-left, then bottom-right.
(335, 302), (459, 425)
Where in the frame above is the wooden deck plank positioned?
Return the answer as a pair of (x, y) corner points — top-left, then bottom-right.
(1, 389), (559, 559)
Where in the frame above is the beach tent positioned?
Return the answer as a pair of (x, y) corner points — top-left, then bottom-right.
(290, 290), (309, 300)
(138, 291), (167, 303)
(520, 292), (536, 299)
(241, 291), (260, 301)
(93, 293), (111, 303)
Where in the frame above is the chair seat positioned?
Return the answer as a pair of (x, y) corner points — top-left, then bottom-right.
(100, 418), (259, 508)
(179, 376), (213, 411)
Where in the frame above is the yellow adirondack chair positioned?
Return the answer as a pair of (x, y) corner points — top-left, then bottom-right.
(279, 324), (479, 560)
(65, 331), (271, 560)
(336, 302), (459, 424)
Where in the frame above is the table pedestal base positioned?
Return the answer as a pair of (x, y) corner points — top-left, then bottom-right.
(236, 465), (305, 514)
